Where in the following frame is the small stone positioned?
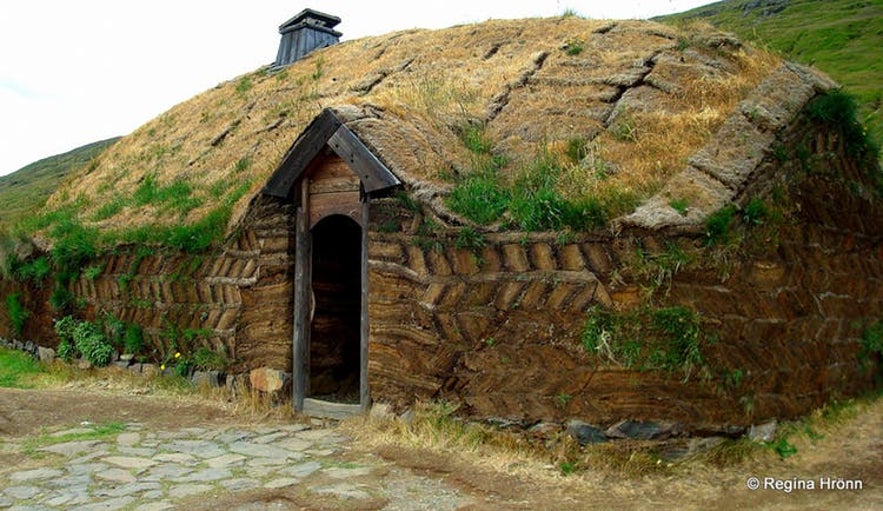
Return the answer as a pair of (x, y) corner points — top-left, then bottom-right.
(264, 478), (300, 489)
(77, 359), (93, 370)
(205, 453), (246, 468)
(748, 420), (778, 442)
(39, 440), (101, 456)
(605, 420), (680, 440)
(9, 467), (64, 481)
(281, 461), (322, 478)
(191, 370), (224, 388)
(253, 431), (288, 444)
(69, 495), (135, 511)
(152, 452), (197, 464)
(165, 439), (225, 458)
(274, 437), (312, 452)
(222, 478), (261, 492)
(527, 422), (561, 437)
(180, 467), (232, 482)
(4, 485), (43, 499)
(142, 464), (193, 481)
(134, 502), (175, 511)
(249, 367), (290, 393)
(323, 465), (373, 478)
(96, 468), (137, 484)
(565, 420), (607, 445)
(313, 482), (371, 500)
(229, 440), (295, 458)
(116, 432), (141, 447)
(167, 484), (214, 498)
(102, 456), (158, 470)
(37, 346), (56, 363)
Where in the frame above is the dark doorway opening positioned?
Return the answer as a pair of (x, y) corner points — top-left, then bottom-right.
(309, 214), (361, 403)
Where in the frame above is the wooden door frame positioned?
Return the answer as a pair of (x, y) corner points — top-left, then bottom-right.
(292, 179), (370, 414)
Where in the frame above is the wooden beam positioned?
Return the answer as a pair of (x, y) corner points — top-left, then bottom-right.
(263, 110), (341, 199)
(291, 180), (311, 412)
(359, 198), (370, 414)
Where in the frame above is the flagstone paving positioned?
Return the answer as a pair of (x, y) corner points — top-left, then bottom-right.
(0, 422), (473, 510)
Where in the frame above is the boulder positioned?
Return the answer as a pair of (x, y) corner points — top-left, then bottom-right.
(37, 347), (56, 364)
(605, 419), (683, 440)
(748, 419), (778, 442)
(191, 370), (225, 388)
(566, 420), (607, 445)
(249, 367), (290, 394)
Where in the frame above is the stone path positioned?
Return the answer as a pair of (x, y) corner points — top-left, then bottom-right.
(0, 421), (473, 510)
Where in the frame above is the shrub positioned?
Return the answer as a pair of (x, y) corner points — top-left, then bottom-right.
(5, 293), (29, 337)
(53, 316), (115, 367)
(13, 256), (51, 283)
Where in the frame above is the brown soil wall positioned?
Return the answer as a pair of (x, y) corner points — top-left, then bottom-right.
(1, 122), (880, 431)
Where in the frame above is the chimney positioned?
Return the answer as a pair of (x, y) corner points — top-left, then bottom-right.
(274, 8), (342, 67)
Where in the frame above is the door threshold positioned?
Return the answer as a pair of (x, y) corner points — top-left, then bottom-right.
(302, 398), (362, 420)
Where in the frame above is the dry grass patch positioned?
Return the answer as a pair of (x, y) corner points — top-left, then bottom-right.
(31, 16), (783, 246)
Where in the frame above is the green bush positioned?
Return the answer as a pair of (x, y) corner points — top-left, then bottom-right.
(53, 315), (115, 367)
(805, 90), (878, 159)
(446, 174), (510, 224)
(704, 205), (737, 245)
(13, 256), (51, 283)
(192, 346), (231, 371)
(5, 293), (29, 337)
(123, 324), (145, 355)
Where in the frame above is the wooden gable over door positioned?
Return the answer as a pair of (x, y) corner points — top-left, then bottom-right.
(263, 108), (400, 200)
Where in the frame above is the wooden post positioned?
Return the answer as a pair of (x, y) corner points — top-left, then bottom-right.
(359, 198), (370, 414)
(292, 180), (311, 413)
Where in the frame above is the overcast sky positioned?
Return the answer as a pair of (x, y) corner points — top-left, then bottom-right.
(0, 0), (714, 175)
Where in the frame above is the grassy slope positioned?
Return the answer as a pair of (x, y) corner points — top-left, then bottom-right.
(658, 0), (882, 155)
(0, 137), (120, 229)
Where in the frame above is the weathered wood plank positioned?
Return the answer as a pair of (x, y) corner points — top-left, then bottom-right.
(263, 110), (341, 199)
(309, 176), (361, 194)
(360, 199), (370, 413)
(328, 126), (400, 193)
(292, 181), (311, 412)
(309, 191), (361, 227)
(302, 398), (361, 419)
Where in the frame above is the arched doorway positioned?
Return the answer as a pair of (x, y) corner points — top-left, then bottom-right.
(308, 214), (361, 403)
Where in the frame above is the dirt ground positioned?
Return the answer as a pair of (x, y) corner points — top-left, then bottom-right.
(1, 385), (880, 510)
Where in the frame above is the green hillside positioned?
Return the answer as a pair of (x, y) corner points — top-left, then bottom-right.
(0, 138), (120, 229)
(658, 0), (882, 157)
